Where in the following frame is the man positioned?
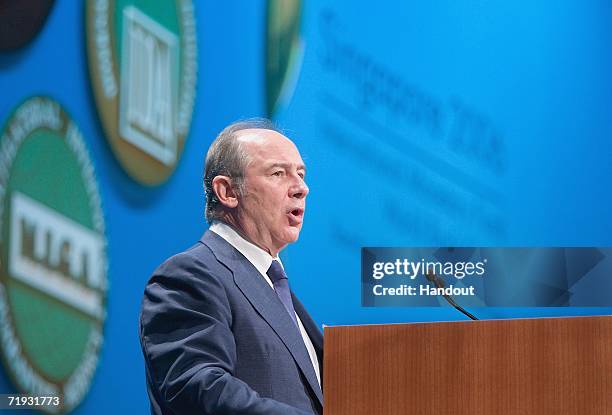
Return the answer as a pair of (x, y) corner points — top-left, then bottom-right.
(139, 119), (323, 415)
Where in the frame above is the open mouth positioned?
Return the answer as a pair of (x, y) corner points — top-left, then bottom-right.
(287, 208), (304, 224)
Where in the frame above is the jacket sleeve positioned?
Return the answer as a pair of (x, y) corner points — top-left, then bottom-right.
(139, 252), (313, 415)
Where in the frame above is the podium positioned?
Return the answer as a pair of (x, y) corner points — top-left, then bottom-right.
(323, 316), (612, 414)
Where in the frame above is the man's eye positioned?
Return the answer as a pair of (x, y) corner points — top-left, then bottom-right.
(272, 171), (283, 176)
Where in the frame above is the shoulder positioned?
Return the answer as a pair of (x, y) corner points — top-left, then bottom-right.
(145, 241), (232, 296)
(139, 241), (235, 338)
(155, 242), (216, 275)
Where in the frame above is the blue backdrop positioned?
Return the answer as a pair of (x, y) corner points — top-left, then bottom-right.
(0, 1), (611, 413)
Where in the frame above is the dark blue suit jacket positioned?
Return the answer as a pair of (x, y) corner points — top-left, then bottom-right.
(139, 230), (323, 415)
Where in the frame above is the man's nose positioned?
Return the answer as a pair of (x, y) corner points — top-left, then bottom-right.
(289, 177), (309, 199)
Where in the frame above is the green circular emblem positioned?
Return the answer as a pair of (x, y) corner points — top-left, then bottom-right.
(0, 97), (108, 414)
(86, 0), (198, 186)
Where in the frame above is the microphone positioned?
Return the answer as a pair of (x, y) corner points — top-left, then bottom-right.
(425, 271), (478, 320)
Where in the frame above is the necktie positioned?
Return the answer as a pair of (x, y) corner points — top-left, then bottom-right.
(267, 260), (299, 328)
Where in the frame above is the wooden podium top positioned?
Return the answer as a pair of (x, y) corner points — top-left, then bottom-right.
(323, 316), (612, 415)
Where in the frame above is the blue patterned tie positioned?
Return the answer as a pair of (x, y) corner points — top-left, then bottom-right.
(267, 260), (299, 328)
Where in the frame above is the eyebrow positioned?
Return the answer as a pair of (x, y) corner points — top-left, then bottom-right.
(267, 162), (306, 172)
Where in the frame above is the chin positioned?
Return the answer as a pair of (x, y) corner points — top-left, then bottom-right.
(283, 227), (301, 243)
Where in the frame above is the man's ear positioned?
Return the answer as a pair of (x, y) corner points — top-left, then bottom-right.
(212, 175), (239, 208)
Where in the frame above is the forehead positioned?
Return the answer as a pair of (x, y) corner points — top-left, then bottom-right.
(237, 128), (304, 167)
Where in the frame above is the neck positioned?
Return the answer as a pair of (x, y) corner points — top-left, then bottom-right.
(219, 214), (280, 257)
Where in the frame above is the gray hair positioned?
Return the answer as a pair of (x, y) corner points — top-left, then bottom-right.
(204, 118), (282, 223)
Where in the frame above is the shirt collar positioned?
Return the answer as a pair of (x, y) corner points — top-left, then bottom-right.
(209, 221), (282, 281)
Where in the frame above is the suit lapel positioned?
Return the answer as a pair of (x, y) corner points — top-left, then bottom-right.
(292, 293), (323, 373)
(201, 231), (323, 405)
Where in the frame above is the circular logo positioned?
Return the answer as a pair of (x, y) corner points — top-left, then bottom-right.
(86, 0), (198, 185)
(0, 97), (108, 414)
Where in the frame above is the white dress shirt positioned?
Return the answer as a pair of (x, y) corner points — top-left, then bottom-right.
(209, 221), (321, 386)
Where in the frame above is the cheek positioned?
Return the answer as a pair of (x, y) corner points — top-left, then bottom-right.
(261, 193), (285, 218)
(244, 184), (288, 226)
(245, 191), (271, 214)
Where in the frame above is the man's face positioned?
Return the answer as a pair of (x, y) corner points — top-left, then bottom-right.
(235, 129), (309, 256)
